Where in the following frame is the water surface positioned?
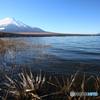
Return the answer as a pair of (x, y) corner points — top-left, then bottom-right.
(0, 36), (100, 77)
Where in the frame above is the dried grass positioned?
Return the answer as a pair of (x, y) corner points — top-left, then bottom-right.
(0, 68), (45, 100)
(0, 67), (100, 100)
(0, 39), (30, 56)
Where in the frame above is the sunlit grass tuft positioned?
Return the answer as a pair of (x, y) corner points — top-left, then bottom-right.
(1, 68), (45, 100)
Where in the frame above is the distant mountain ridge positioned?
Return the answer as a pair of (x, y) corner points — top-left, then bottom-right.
(0, 17), (45, 32)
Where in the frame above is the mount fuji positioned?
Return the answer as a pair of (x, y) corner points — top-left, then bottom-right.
(0, 17), (45, 33)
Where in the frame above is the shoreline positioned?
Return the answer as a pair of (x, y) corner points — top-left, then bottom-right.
(0, 32), (100, 37)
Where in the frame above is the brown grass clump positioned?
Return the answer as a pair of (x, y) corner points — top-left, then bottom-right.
(42, 70), (100, 100)
(0, 39), (30, 56)
(43, 44), (53, 47)
(0, 68), (45, 100)
(0, 39), (30, 47)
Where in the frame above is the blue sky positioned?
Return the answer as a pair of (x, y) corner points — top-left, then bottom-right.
(0, 0), (100, 34)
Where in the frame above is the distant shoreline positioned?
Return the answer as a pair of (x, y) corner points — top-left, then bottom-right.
(0, 32), (100, 37)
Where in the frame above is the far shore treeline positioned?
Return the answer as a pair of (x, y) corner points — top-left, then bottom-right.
(0, 32), (100, 37)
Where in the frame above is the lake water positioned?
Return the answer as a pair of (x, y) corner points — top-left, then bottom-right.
(0, 36), (100, 77)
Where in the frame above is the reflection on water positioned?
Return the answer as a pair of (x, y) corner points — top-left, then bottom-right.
(0, 36), (100, 77)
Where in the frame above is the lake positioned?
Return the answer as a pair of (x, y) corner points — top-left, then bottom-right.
(0, 36), (100, 77)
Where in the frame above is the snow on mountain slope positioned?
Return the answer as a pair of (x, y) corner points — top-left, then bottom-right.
(0, 17), (27, 27)
(0, 17), (45, 32)
(0, 28), (5, 30)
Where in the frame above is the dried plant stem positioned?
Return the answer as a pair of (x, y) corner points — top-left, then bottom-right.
(46, 81), (58, 88)
(4, 64), (14, 100)
(84, 75), (98, 92)
(68, 69), (80, 89)
(40, 91), (63, 98)
(4, 56), (16, 100)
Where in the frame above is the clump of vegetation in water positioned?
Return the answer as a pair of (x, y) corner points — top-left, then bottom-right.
(0, 39), (30, 55)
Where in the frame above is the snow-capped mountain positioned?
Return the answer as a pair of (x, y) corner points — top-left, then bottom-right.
(0, 17), (45, 32)
(0, 17), (27, 27)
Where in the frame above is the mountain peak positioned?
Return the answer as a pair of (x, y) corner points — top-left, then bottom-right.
(0, 17), (45, 32)
(5, 17), (15, 20)
(4, 17), (18, 22)
(0, 17), (27, 27)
